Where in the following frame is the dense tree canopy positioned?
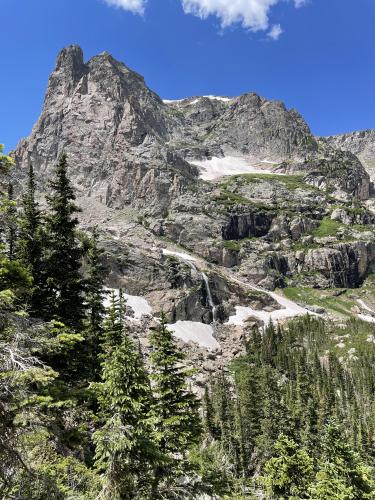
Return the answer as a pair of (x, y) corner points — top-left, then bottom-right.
(1, 147), (375, 498)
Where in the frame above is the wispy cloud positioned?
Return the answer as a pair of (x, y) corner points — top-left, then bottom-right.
(181, 0), (278, 31)
(294, 0), (307, 7)
(103, 0), (146, 15)
(268, 23), (283, 40)
(181, 0), (308, 35)
(102, 0), (308, 37)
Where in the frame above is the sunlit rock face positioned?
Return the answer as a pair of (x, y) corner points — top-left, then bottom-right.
(10, 46), (375, 368)
(14, 45), (370, 218)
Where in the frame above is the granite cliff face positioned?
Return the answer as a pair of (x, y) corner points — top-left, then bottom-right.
(11, 45), (375, 369)
(14, 45), (370, 214)
(324, 130), (375, 180)
(14, 46), (198, 215)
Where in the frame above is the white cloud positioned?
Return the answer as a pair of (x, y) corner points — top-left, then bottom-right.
(103, 0), (146, 15)
(102, 0), (308, 34)
(181, 0), (308, 35)
(181, 0), (279, 31)
(268, 23), (283, 40)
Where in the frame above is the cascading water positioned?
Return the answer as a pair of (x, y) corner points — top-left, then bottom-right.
(161, 248), (218, 324)
(202, 272), (218, 323)
(182, 261), (217, 323)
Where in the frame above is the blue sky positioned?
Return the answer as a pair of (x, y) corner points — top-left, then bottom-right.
(1, 0), (375, 152)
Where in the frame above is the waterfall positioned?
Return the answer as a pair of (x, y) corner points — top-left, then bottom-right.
(182, 260), (217, 322)
(202, 272), (218, 322)
(161, 248), (218, 323)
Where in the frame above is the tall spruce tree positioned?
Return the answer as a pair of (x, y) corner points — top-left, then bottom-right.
(5, 183), (17, 260)
(85, 227), (106, 335)
(260, 433), (314, 499)
(0, 145), (15, 240)
(93, 293), (156, 499)
(149, 313), (202, 494)
(309, 420), (374, 499)
(44, 153), (85, 328)
(18, 164), (45, 316)
(83, 228), (107, 379)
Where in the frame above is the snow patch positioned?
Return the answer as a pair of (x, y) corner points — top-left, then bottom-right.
(191, 155), (281, 181)
(227, 290), (311, 326)
(163, 96), (232, 105)
(104, 288), (152, 320)
(162, 248), (198, 262)
(203, 95), (232, 102)
(167, 321), (219, 350)
(358, 313), (375, 324)
(163, 99), (183, 104)
(357, 299), (374, 314)
(125, 294), (153, 319)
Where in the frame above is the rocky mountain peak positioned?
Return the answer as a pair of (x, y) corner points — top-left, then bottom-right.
(12, 46), (372, 215)
(56, 44), (85, 71)
(51, 45), (88, 97)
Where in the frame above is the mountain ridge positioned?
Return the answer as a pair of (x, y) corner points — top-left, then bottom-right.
(10, 45), (375, 365)
(14, 45), (371, 215)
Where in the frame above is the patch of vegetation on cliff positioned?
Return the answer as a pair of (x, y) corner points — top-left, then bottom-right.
(221, 240), (241, 251)
(311, 217), (342, 237)
(222, 172), (315, 191)
(212, 188), (270, 211)
(282, 286), (357, 317)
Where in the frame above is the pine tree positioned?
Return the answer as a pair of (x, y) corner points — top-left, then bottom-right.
(0, 145), (15, 233)
(18, 164), (45, 316)
(202, 384), (218, 440)
(93, 296), (156, 499)
(259, 433), (314, 499)
(0, 149), (32, 306)
(149, 313), (202, 494)
(309, 420), (374, 499)
(83, 228), (107, 379)
(102, 290), (125, 347)
(85, 227), (107, 335)
(44, 153), (86, 328)
(5, 183), (17, 260)
(214, 373), (238, 467)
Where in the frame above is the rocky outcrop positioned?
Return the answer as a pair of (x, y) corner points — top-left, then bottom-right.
(279, 150), (371, 200)
(304, 242), (375, 288)
(267, 214), (318, 242)
(222, 211), (273, 240)
(169, 93), (318, 161)
(323, 130), (375, 179)
(330, 207), (375, 226)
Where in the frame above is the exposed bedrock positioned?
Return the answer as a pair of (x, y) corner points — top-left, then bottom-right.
(222, 211), (273, 240)
(300, 241), (375, 288)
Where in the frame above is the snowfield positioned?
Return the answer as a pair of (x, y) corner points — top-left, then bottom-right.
(227, 290), (310, 326)
(162, 248), (198, 262)
(104, 288), (153, 320)
(191, 155), (279, 181)
(358, 314), (375, 324)
(357, 300), (375, 323)
(167, 321), (220, 350)
(357, 299), (375, 314)
(163, 95), (232, 105)
(104, 284), (219, 350)
(202, 95), (232, 102)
